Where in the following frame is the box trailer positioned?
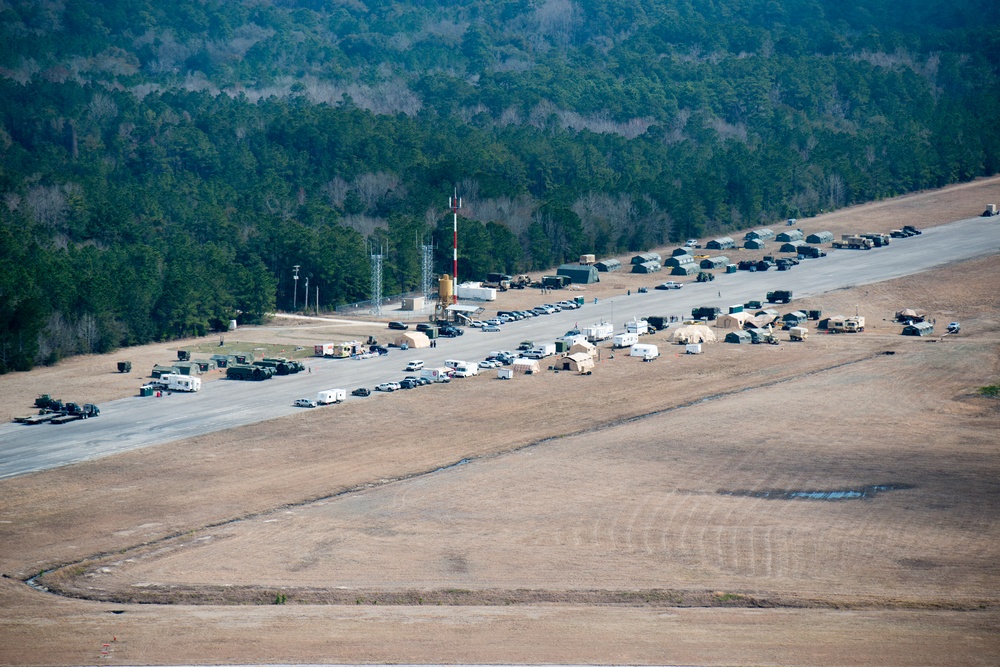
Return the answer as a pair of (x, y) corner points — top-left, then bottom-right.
(316, 389), (346, 405)
(613, 332), (639, 348)
(314, 343), (336, 357)
(630, 343), (660, 359)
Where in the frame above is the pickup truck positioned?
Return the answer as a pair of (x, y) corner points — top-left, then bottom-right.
(655, 281), (683, 290)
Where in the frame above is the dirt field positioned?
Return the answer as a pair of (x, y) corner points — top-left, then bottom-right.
(1, 179), (1000, 666)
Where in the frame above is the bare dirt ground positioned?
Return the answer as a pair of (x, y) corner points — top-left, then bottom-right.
(1, 178), (1000, 666)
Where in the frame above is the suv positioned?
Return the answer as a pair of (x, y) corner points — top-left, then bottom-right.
(351, 387), (371, 397)
(388, 321), (408, 330)
(376, 382), (399, 392)
(415, 323), (433, 332)
(439, 326), (462, 337)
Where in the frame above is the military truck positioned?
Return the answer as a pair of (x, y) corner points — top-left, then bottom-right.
(766, 290), (793, 304)
(691, 306), (721, 321)
(254, 358), (304, 375)
(227, 364), (274, 381)
(696, 271), (715, 282)
(832, 235), (873, 250)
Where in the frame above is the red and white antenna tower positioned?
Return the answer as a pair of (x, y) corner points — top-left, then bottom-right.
(449, 188), (461, 304)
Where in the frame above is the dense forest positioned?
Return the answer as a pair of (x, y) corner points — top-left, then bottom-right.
(1, 0), (998, 372)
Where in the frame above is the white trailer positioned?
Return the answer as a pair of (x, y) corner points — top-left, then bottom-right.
(630, 343), (660, 359)
(584, 322), (614, 342)
(613, 332), (639, 348)
(157, 374), (201, 392)
(316, 389), (346, 405)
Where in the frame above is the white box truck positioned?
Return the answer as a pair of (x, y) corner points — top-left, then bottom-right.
(420, 367), (452, 382)
(316, 389), (346, 405)
(626, 319), (650, 335)
(522, 343), (556, 359)
(156, 374), (201, 392)
(613, 332), (639, 348)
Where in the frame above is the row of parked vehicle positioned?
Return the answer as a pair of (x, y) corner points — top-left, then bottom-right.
(468, 300), (583, 331)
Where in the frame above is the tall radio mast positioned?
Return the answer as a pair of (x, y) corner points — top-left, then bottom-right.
(449, 188), (461, 304)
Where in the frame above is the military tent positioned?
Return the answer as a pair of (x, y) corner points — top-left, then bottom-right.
(394, 332), (431, 349)
(560, 352), (595, 373)
(512, 358), (540, 374)
(569, 340), (597, 356)
(717, 312), (753, 328)
(671, 325), (718, 344)
(776, 229), (804, 242)
(806, 231), (834, 244)
(725, 330), (752, 344)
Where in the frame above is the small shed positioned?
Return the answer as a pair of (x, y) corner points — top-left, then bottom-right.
(557, 263), (600, 284)
(671, 325), (718, 344)
(744, 239), (767, 250)
(700, 256), (729, 269)
(631, 252), (662, 265)
(542, 275), (571, 288)
(744, 228), (775, 241)
(631, 261), (662, 274)
(902, 321), (935, 336)
(594, 258), (622, 272)
(776, 229), (804, 242)
(401, 296), (425, 311)
(512, 358), (540, 374)
(780, 240), (806, 253)
(725, 330), (752, 344)
(665, 254), (695, 268)
(394, 332), (431, 349)
(806, 231), (834, 244)
(717, 312), (753, 329)
(560, 352), (595, 373)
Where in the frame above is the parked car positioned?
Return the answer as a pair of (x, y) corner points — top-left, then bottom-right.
(370, 345), (389, 355)
(486, 318), (504, 326)
(655, 281), (683, 290)
(404, 360), (424, 371)
(531, 307), (549, 316)
(557, 300), (579, 309)
(387, 321), (408, 330)
(479, 359), (498, 368)
(439, 326), (463, 337)
(482, 325), (501, 332)
(415, 323), (433, 332)
(399, 378), (419, 389)
(452, 368), (476, 378)
(294, 398), (318, 408)
(351, 387), (371, 397)
(469, 320), (486, 328)
(376, 382), (398, 392)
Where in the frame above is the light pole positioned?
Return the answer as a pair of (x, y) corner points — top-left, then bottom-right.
(293, 265), (300, 311)
(304, 276), (309, 312)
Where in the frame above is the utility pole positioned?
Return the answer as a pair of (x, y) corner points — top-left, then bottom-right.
(304, 276), (309, 312)
(450, 188), (461, 304)
(315, 286), (319, 316)
(292, 265), (300, 311)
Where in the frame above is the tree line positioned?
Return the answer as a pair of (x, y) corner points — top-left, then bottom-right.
(0, 0), (998, 372)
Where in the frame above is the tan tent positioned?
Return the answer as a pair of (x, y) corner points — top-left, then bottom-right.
(394, 332), (430, 349)
(559, 352), (595, 373)
(671, 324), (718, 344)
(512, 358), (540, 374)
(717, 312), (753, 329)
(568, 340), (597, 357)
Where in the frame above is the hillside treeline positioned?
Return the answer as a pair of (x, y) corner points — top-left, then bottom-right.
(1, 0), (998, 372)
